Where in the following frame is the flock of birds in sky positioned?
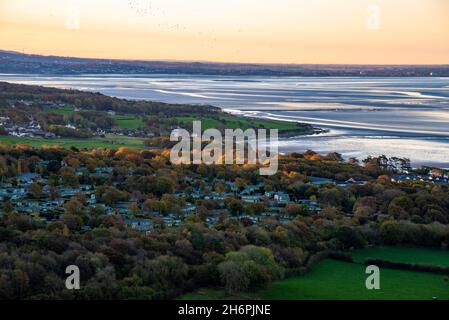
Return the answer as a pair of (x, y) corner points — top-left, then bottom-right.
(127, 0), (185, 31)
(126, 0), (243, 53)
(43, 0), (244, 56)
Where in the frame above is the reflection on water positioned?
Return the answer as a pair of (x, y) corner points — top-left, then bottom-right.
(276, 131), (449, 168)
(1, 74), (449, 167)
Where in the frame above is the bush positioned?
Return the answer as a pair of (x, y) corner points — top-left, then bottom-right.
(300, 250), (354, 275)
(218, 246), (284, 294)
(379, 220), (403, 245)
(364, 258), (449, 275)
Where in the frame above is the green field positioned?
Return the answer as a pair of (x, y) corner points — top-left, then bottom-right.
(45, 105), (75, 115)
(42, 107), (305, 136)
(352, 246), (449, 266)
(182, 259), (449, 300)
(176, 115), (302, 132)
(3, 105), (146, 148)
(181, 247), (449, 300)
(260, 260), (449, 300)
(45, 106), (145, 130)
(114, 115), (146, 130)
(0, 134), (144, 149)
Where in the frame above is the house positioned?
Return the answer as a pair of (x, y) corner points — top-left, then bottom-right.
(89, 194), (97, 205)
(241, 194), (263, 203)
(161, 216), (181, 227)
(90, 167), (114, 179)
(183, 204), (197, 215)
(0, 188), (10, 197)
(309, 176), (335, 185)
(345, 177), (367, 186)
(75, 169), (86, 177)
(115, 201), (134, 214)
(125, 219), (153, 232)
(264, 191), (276, 198)
(16, 200), (40, 213)
(190, 190), (204, 199)
(279, 215), (292, 222)
(274, 192), (290, 205)
(206, 216), (219, 227)
(204, 192), (226, 200)
(335, 177), (368, 188)
(16, 173), (40, 185)
(80, 184), (94, 193)
(7, 187), (27, 200)
(240, 183), (263, 195)
(60, 188), (82, 198)
(173, 192), (185, 198)
(236, 215), (260, 224)
(226, 182), (239, 192)
(261, 211), (276, 217)
(296, 199), (321, 213)
(81, 226), (92, 233)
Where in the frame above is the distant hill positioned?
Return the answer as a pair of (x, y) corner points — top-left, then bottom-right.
(1, 50), (449, 76)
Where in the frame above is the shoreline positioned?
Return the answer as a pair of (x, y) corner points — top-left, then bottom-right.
(230, 110), (449, 169)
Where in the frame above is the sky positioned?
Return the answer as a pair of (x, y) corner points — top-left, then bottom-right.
(0, 0), (448, 64)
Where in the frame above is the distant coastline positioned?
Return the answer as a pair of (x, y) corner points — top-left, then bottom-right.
(1, 50), (449, 77)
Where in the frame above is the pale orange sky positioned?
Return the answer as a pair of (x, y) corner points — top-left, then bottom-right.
(0, 0), (448, 64)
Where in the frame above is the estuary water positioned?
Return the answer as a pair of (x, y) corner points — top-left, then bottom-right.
(1, 74), (449, 167)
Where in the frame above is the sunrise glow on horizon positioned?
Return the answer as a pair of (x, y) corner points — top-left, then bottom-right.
(0, 0), (448, 64)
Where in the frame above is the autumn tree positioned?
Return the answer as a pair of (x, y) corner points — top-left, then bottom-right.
(29, 182), (42, 199)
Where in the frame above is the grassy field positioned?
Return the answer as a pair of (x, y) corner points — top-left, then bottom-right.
(45, 105), (75, 115)
(181, 247), (449, 300)
(182, 259), (449, 300)
(259, 260), (449, 300)
(45, 106), (145, 130)
(113, 115), (146, 130)
(352, 247), (449, 266)
(176, 115), (303, 131)
(0, 134), (144, 149)
(43, 106), (305, 134)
